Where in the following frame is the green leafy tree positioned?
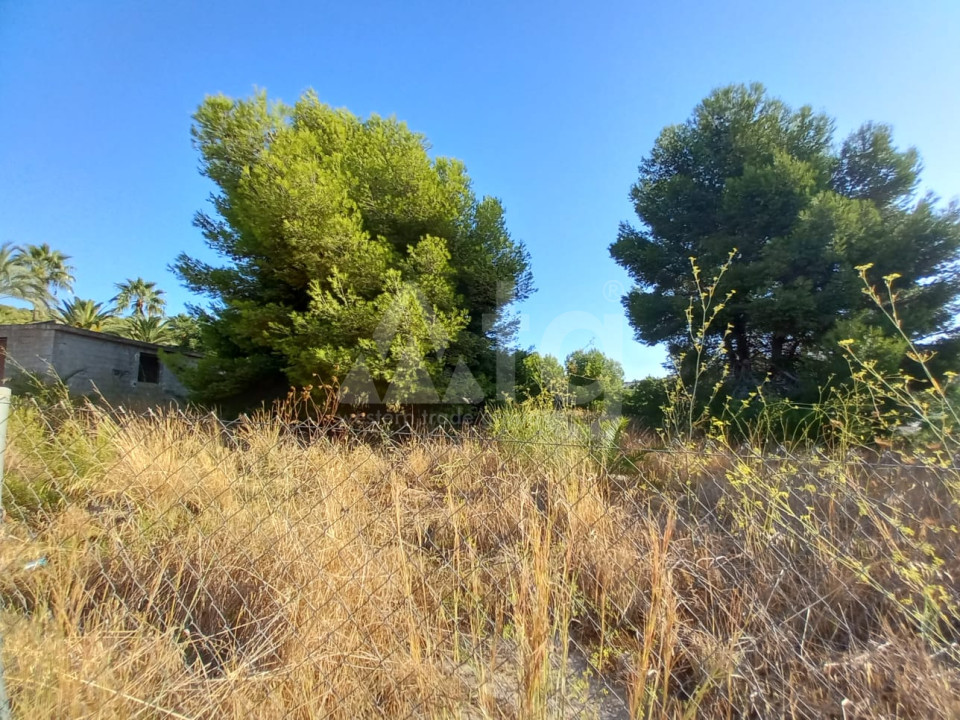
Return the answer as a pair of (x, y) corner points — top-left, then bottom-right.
(20, 243), (75, 318)
(54, 298), (117, 332)
(623, 376), (669, 428)
(174, 90), (532, 410)
(165, 313), (204, 351)
(0, 304), (34, 324)
(114, 278), (166, 318)
(565, 348), (624, 411)
(516, 351), (568, 404)
(610, 83), (960, 396)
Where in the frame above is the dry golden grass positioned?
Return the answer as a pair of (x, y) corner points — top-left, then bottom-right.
(2, 402), (960, 718)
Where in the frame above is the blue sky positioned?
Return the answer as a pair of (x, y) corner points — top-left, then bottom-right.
(2, 0), (959, 379)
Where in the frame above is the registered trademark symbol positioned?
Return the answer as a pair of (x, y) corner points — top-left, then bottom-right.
(603, 280), (623, 302)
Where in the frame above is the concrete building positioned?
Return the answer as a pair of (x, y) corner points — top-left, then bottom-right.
(0, 321), (199, 406)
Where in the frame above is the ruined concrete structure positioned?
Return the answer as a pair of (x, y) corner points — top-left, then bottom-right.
(0, 321), (198, 406)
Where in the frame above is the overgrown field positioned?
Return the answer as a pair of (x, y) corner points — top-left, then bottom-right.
(2, 401), (960, 718)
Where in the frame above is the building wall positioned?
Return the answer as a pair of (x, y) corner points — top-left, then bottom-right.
(0, 323), (57, 377)
(0, 323), (193, 407)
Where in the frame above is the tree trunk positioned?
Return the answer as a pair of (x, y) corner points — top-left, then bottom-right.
(731, 315), (752, 387)
(771, 334), (785, 367)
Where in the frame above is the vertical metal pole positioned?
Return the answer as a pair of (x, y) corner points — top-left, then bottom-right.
(0, 386), (12, 720)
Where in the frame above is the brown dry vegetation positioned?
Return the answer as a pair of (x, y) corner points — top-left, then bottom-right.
(2, 401), (960, 718)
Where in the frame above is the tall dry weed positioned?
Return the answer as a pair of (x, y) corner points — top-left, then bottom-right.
(1, 394), (959, 718)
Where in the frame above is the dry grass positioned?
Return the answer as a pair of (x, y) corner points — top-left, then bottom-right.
(2, 402), (960, 718)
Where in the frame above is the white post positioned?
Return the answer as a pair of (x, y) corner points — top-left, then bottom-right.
(0, 387), (10, 511)
(0, 386), (11, 720)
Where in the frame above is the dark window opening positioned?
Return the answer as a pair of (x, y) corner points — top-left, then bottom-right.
(137, 353), (160, 384)
(0, 337), (7, 380)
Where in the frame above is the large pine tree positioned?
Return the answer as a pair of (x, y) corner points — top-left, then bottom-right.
(610, 83), (960, 394)
(175, 90), (532, 410)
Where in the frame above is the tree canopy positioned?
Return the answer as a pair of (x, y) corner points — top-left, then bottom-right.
(174, 90), (533, 409)
(20, 243), (74, 318)
(0, 242), (74, 317)
(565, 348), (625, 411)
(610, 83), (960, 396)
(114, 277), (166, 318)
(53, 298), (115, 332)
(515, 351), (567, 405)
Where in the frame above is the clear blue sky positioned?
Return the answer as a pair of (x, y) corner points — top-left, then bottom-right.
(2, 0), (959, 379)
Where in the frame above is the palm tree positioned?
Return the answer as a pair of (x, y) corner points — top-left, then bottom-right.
(121, 315), (177, 345)
(0, 242), (43, 304)
(114, 278), (166, 318)
(20, 243), (75, 319)
(54, 298), (117, 332)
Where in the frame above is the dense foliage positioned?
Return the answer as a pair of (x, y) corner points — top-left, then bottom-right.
(513, 349), (625, 413)
(610, 83), (960, 398)
(515, 351), (567, 404)
(175, 91), (533, 410)
(565, 348), (625, 410)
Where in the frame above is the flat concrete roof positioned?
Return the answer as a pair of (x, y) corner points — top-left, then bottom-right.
(0, 321), (203, 358)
